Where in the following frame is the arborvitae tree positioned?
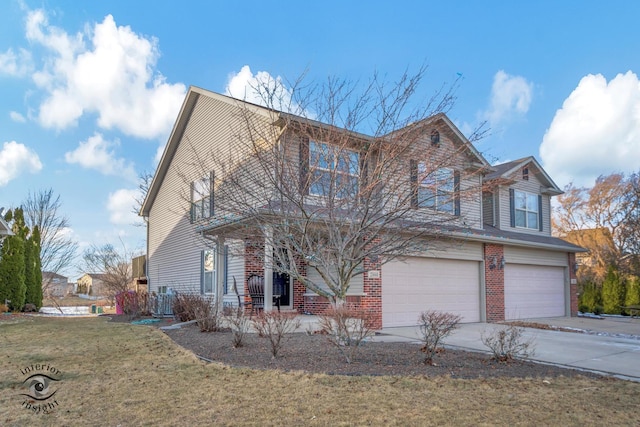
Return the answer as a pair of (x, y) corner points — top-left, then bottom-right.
(625, 275), (640, 310)
(0, 208), (27, 311)
(578, 282), (602, 314)
(601, 266), (625, 314)
(24, 226), (43, 308)
(32, 226), (43, 309)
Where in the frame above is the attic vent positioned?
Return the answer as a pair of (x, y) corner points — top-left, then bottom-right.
(522, 166), (529, 181)
(430, 130), (440, 145)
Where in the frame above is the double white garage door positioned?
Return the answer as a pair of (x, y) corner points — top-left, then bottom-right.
(381, 253), (568, 327)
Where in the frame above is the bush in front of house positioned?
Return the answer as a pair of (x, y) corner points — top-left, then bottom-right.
(481, 324), (535, 362)
(417, 310), (462, 365)
(171, 293), (221, 332)
(252, 311), (301, 358)
(318, 305), (377, 364)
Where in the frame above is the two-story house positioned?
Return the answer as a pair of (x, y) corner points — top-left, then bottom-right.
(140, 86), (583, 328)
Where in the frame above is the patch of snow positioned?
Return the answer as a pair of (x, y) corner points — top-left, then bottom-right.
(39, 306), (91, 315)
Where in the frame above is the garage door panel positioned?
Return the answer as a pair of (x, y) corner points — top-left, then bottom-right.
(382, 258), (480, 327)
(505, 264), (565, 319)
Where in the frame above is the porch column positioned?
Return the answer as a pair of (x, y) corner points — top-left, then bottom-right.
(264, 226), (273, 311)
(216, 235), (225, 310)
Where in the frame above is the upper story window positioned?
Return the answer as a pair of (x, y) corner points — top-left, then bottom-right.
(430, 130), (440, 145)
(522, 166), (529, 181)
(191, 172), (214, 222)
(513, 190), (539, 229)
(418, 164), (454, 213)
(309, 141), (359, 198)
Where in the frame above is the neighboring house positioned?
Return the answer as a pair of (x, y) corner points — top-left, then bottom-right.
(0, 213), (13, 238)
(132, 255), (148, 292)
(42, 272), (71, 297)
(140, 86), (584, 328)
(77, 273), (108, 297)
(563, 228), (617, 269)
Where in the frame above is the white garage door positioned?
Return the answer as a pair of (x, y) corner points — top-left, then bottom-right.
(382, 257), (481, 327)
(504, 264), (565, 320)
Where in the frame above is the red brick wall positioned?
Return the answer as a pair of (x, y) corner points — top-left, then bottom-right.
(244, 238), (263, 310)
(568, 252), (578, 316)
(484, 243), (505, 322)
(362, 241), (382, 329)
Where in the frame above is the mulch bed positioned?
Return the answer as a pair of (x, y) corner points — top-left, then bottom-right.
(107, 315), (603, 379)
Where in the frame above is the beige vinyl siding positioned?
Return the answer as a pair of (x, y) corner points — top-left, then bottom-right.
(305, 267), (364, 296)
(497, 172), (552, 236)
(148, 94), (271, 294)
(223, 239), (245, 306)
(504, 246), (568, 266)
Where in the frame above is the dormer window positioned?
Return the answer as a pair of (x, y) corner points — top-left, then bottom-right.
(522, 166), (529, 181)
(430, 130), (440, 145)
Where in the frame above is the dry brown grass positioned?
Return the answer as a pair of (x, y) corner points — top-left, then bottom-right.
(1, 316), (639, 426)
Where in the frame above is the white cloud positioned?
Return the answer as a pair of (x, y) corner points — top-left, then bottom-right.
(9, 111), (26, 122)
(484, 70), (533, 124)
(64, 133), (136, 181)
(225, 65), (306, 115)
(0, 141), (43, 186)
(107, 188), (140, 226)
(24, 9), (185, 139)
(0, 47), (33, 77)
(540, 71), (640, 187)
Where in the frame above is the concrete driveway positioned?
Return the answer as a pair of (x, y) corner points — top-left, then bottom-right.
(378, 316), (640, 381)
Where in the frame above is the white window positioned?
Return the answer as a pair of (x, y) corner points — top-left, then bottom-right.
(202, 249), (216, 294)
(514, 190), (539, 229)
(309, 141), (359, 198)
(417, 164), (454, 213)
(192, 173), (213, 221)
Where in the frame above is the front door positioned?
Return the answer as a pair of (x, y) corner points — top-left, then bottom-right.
(273, 271), (290, 307)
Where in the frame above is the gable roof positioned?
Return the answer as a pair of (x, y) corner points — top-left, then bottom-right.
(140, 86), (274, 217)
(42, 271), (69, 282)
(141, 88), (493, 216)
(486, 156), (563, 195)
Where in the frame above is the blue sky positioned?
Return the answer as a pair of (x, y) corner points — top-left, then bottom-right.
(2, 1), (640, 275)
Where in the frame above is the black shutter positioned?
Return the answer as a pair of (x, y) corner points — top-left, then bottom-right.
(223, 245), (229, 295)
(538, 194), (543, 231)
(454, 171), (461, 216)
(190, 181), (195, 223)
(299, 137), (310, 195)
(209, 170), (215, 217)
(509, 188), (515, 227)
(410, 160), (418, 208)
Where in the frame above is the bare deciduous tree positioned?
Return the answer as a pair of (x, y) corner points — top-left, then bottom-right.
(82, 242), (135, 301)
(22, 189), (78, 295)
(182, 69), (488, 303)
(554, 172), (640, 280)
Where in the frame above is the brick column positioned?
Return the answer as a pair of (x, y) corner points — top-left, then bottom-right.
(568, 252), (578, 316)
(362, 238), (382, 329)
(484, 243), (505, 322)
(244, 238), (264, 310)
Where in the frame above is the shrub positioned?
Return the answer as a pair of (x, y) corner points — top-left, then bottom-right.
(116, 291), (150, 319)
(318, 305), (377, 364)
(0, 304), (8, 313)
(172, 293), (221, 332)
(602, 266), (625, 314)
(224, 306), (251, 348)
(22, 303), (37, 313)
(578, 282), (601, 314)
(481, 325), (535, 362)
(624, 275), (640, 312)
(252, 311), (301, 358)
(417, 310), (462, 365)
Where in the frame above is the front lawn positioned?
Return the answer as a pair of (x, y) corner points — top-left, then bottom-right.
(1, 316), (638, 426)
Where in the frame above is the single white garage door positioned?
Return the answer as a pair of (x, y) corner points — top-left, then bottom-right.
(504, 264), (565, 319)
(382, 257), (481, 327)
